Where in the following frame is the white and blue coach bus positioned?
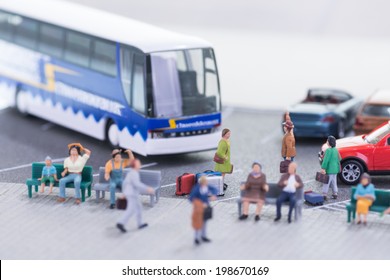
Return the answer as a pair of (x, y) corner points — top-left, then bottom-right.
(0, 0), (222, 155)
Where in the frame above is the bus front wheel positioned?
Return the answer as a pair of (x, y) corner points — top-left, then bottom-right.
(106, 120), (120, 147)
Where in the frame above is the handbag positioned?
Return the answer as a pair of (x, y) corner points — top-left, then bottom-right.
(116, 197), (127, 210)
(315, 172), (329, 184)
(279, 160), (291, 173)
(213, 153), (225, 164)
(203, 206), (213, 221)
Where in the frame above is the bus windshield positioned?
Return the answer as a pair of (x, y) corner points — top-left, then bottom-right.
(149, 48), (220, 118)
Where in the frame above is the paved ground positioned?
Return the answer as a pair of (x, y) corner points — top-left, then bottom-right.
(1, 182), (390, 260)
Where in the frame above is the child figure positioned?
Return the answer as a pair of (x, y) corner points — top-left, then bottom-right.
(39, 156), (58, 194)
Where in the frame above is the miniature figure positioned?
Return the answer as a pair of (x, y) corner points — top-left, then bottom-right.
(281, 112), (296, 161)
(214, 128), (233, 190)
(189, 176), (218, 245)
(105, 149), (134, 209)
(354, 173), (376, 225)
(57, 143), (91, 204)
(38, 156), (58, 194)
(116, 159), (155, 233)
(239, 162), (269, 221)
(321, 135), (341, 200)
(274, 162), (303, 223)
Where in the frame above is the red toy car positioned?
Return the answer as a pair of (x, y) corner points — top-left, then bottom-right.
(319, 121), (390, 185)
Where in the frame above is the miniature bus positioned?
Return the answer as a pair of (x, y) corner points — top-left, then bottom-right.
(0, 0), (222, 155)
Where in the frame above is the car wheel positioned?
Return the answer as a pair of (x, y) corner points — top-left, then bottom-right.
(339, 160), (364, 185)
(106, 120), (120, 147)
(337, 120), (346, 138)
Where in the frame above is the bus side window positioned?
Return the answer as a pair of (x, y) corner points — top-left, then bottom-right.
(0, 11), (14, 41)
(64, 31), (91, 68)
(91, 39), (117, 76)
(132, 54), (146, 114)
(14, 17), (38, 50)
(38, 24), (65, 58)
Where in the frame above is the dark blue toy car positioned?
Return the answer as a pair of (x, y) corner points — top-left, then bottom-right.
(287, 89), (362, 138)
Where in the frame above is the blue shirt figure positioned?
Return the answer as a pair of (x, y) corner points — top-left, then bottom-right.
(354, 183), (376, 200)
(42, 165), (57, 177)
(189, 184), (218, 205)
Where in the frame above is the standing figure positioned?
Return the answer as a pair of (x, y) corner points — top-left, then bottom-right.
(274, 162), (303, 223)
(354, 173), (376, 225)
(39, 156), (58, 194)
(189, 176), (218, 245)
(116, 159), (154, 233)
(281, 112), (296, 161)
(321, 135), (341, 200)
(239, 162), (269, 221)
(214, 128), (233, 190)
(57, 143), (91, 204)
(105, 149), (134, 209)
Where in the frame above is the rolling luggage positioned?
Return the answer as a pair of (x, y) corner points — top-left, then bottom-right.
(206, 175), (224, 196)
(304, 191), (324, 206)
(175, 173), (195, 196)
(195, 170), (222, 182)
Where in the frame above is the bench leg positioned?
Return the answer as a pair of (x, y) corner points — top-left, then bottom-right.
(34, 185), (38, 193)
(156, 189), (160, 202)
(149, 195), (154, 207)
(347, 209), (351, 223)
(238, 201), (242, 217)
(81, 189), (86, 202)
(295, 204), (302, 221)
(102, 191), (105, 199)
(88, 186), (91, 197)
(95, 190), (100, 202)
(352, 210), (356, 220)
(27, 185), (33, 198)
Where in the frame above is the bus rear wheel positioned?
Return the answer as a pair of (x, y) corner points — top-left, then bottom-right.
(106, 120), (120, 147)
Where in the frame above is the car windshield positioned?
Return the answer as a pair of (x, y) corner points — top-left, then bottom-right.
(365, 123), (390, 144)
(362, 104), (390, 117)
(148, 48), (220, 118)
(303, 90), (351, 104)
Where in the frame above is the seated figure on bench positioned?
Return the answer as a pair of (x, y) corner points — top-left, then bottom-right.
(354, 173), (376, 225)
(239, 162), (269, 222)
(105, 149), (134, 209)
(57, 143), (91, 204)
(38, 156), (58, 194)
(274, 162), (303, 223)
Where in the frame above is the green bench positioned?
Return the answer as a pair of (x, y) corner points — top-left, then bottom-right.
(346, 187), (390, 222)
(26, 162), (93, 202)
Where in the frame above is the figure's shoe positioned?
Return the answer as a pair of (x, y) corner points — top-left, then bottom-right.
(201, 236), (211, 243)
(332, 194), (338, 199)
(109, 204), (115, 209)
(138, 223), (148, 230)
(57, 197), (65, 203)
(116, 223), (126, 233)
(239, 214), (248, 220)
(323, 195), (328, 201)
(255, 215), (260, 222)
(274, 217), (281, 222)
(194, 239), (200, 245)
(288, 217), (292, 224)
(223, 183), (228, 191)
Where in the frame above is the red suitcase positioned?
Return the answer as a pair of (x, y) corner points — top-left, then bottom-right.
(175, 173), (195, 196)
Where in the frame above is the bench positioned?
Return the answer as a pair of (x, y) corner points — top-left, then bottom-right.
(93, 167), (161, 207)
(346, 187), (390, 222)
(26, 162), (93, 202)
(237, 183), (304, 221)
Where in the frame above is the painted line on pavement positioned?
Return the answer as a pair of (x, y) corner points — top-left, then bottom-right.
(141, 162), (158, 168)
(160, 183), (176, 189)
(0, 157), (67, 173)
(216, 196), (239, 203)
(305, 199), (350, 211)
